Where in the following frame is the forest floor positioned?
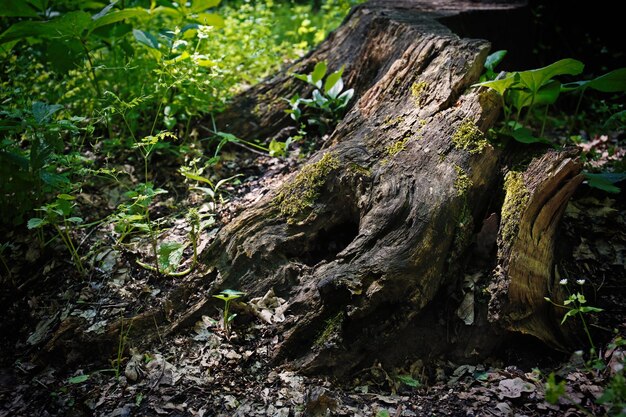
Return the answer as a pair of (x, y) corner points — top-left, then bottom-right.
(1, 133), (625, 417)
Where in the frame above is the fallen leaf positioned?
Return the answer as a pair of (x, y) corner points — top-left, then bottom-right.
(498, 377), (535, 399)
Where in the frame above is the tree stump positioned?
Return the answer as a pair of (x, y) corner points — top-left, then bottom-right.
(40, 0), (585, 377)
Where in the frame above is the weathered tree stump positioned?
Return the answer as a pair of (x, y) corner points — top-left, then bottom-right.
(40, 0), (586, 377)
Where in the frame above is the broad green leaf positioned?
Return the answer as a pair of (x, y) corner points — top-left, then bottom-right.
(32, 102), (63, 125)
(532, 80), (561, 106)
(66, 217), (84, 224)
(293, 73), (309, 83)
(312, 89), (327, 107)
(194, 13), (224, 27)
(0, 21), (52, 44)
(190, 0), (221, 13)
(90, 8), (149, 31)
(151, 5), (180, 19)
(68, 374), (90, 384)
(517, 59), (583, 93)
(327, 77), (344, 99)
(0, 2), (39, 17)
(47, 11), (92, 38)
(337, 88), (354, 108)
(45, 38), (84, 73)
(509, 80), (561, 110)
(586, 68), (626, 92)
(484, 50), (507, 71)
(133, 29), (159, 49)
(57, 198), (73, 217)
(311, 61), (327, 88)
(510, 127), (551, 145)
(158, 241), (186, 272)
(324, 67), (344, 95)
(473, 73), (518, 96)
(27, 217), (45, 229)
(57, 194), (75, 201)
(584, 172), (626, 194)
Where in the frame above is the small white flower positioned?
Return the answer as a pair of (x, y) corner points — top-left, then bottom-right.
(559, 279), (568, 285)
(576, 279), (585, 285)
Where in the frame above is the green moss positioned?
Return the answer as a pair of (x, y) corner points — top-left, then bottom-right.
(314, 312), (344, 347)
(385, 131), (412, 158)
(273, 152), (340, 222)
(452, 118), (488, 155)
(453, 164), (473, 197)
(411, 81), (428, 105)
(500, 171), (529, 243)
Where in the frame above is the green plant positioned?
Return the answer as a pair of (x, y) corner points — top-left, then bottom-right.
(213, 289), (245, 337)
(475, 56), (584, 143)
(286, 60), (354, 138)
(0, 101), (89, 226)
(27, 194), (86, 276)
(545, 278), (603, 352)
(475, 53), (626, 144)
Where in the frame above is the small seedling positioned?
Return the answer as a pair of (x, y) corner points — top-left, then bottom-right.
(213, 289), (246, 337)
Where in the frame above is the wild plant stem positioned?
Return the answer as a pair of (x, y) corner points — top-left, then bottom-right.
(54, 223), (85, 276)
(578, 311), (596, 351)
(572, 88), (586, 131)
(540, 105), (549, 138)
(121, 113), (136, 142)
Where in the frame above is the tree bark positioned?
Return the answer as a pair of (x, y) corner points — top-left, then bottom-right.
(40, 0), (586, 377)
